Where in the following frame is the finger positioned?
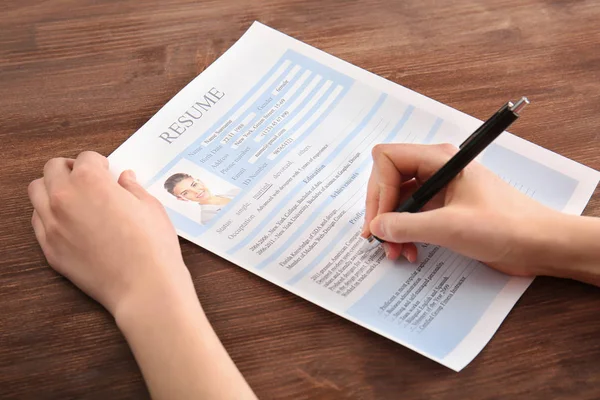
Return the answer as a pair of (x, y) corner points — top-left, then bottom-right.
(371, 145), (404, 217)
(394, 179), (445, 213)
(362, 163), (380, 237)
(382, 242), (402, 260)
(365, 178), (420, 238)
(31, 210), (47, 248)
(118, 170), (150, 200)
(370, 143), (457, 183)
(383, 242), (418, 263)
(363, 145), (426, 237)
(71, 152), (112, 185)
(43, 158), (73, 192)
(370, 209), (452, 246)
(401, 242), (418, 263)
(363, 143), (454, 237)
(73, 151), (109, 171)
(396, 179), (419, 203)
(28, 178), (51, 221)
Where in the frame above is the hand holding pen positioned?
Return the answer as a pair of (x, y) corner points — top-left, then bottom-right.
(360, 97), (531, 263)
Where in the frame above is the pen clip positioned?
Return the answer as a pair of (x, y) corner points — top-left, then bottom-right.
(459, 97), (529, 150)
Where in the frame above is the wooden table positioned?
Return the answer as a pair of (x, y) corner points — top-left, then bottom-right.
(1, 0), (599, 398)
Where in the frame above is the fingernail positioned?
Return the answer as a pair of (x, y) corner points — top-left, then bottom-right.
(401, 248), (410, 262)
(373, 219), (386, 239)
(402, 248), (416, 263)
(127, 170), (136, 180)
(382, 243), (391, 259)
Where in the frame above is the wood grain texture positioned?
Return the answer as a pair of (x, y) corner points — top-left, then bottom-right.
(1, 0), (599, 398)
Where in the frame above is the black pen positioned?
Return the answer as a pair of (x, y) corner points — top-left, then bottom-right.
(363, 96), (529, 246)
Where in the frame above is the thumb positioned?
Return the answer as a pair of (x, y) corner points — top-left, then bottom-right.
(370, 210), (451, 246)
(118, 170), (150, 200)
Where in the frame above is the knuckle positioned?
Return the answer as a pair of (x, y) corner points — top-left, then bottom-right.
(43, 157), (69, 176)
(366, 187), (380, 204)
(384, 214), (407, 239)
(73, 163), (98, 181)
(48, 190), (67, 211)
(387, 214), (403, 233)
(437, 143), (458, 155)
(79, 151), (108, 166)
(79, 150), (100, 159)
(43, 157), (59, 172)
(365, 199), (379, 211)
(43, 248), (59, 267)
(144, 194), (158, 205)
(28, 179), (41, 197)
(365, 196), (378, 206)
(377, 181), (393, 192)
(150, 196), (166, 210)
(377, 181), (398, 200)
(44, 220), (60, 239)
(371, 143), (387, 158)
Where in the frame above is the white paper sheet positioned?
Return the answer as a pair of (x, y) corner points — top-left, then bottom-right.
(109, 22), (600, 371)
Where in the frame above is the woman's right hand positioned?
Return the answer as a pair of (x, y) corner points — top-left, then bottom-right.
(361, 143), (563, 277)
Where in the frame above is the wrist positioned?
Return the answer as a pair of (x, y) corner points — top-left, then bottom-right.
(110, 263), (257, 399)
(524, 211), (567, 276)
(114, 262), (201, 336)
(524, 211), (600, 286)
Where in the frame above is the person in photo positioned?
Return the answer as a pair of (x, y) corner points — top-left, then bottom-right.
(164, 172), (241, 224)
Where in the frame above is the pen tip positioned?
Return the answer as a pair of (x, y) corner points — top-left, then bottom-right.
(357, 236), (381, 255)
(510, 97), (529, 114)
